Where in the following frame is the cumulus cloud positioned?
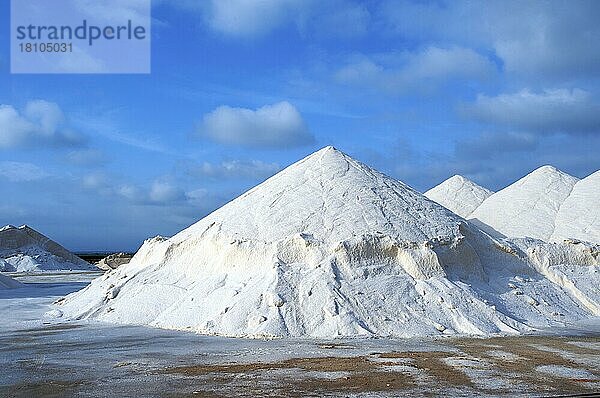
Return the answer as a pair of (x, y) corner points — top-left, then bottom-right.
(149, 181), (186, 203)
(199, 101), (313, 148)
(201, 0), (300, 37)
(0, 100), (85, 149)
(81, 172), (114, 196)
(379, 0), (600, 79)
(173, 0), (371, 39)
(82, 173), (187, 206)
(189, 159), (280, 180)
(463, 89), (600, 134)
(335, 47), (494, 94)
(116, 184), (142, 201)
(0, 161), (49, 182)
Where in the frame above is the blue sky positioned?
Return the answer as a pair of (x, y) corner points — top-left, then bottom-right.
(1, 0), (599, 251)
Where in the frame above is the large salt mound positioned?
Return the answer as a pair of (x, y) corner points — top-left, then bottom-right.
(425, 175), (493, 218)
(57, 147), (600, 338)
(551, 170), (600, 244)
(469, 166), (579, 241)
(0, 225), (93, 272)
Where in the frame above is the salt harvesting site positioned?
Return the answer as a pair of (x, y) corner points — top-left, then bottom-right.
(2, 1), (600, 397)
(1, 147), (599, 397)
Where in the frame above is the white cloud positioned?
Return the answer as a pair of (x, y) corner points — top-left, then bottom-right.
(0, 106), (35, 148)
(149, 181), (185, 203)
(379, 0), (600, 79)
(0, 100), (85, 149)
(116, 184), (142, 201)
(203, 0), (300, 37)
(24, 101), (64, 134)
(81, 172), (114, 196)
(82, 173), (106, 189)
(463, 89), (600, 134)
(199, 101), (313, 148)
(190, 159), (280, 180)
(82, 173), (186, 205)
(335, 47), (494, 94)
(0, 161), (49, 182)
(174, 0), (370, 39)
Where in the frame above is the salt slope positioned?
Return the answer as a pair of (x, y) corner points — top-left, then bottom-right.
(469, 166), (579, 241)
(0, 225), (92, 272)
(425, 175), (493, 218)
(58, 147), (600, 338)
(551, 170), (600, 244)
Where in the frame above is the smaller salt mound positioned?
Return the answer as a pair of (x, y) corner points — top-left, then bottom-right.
(0, 225), (93, 272)
(425, 175), (493, 218)
(0, 273), (23, 289)
(469, 166), (579, 240)
(551, 170), (600, 244)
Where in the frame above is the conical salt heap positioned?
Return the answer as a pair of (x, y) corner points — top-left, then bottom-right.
(425, 175), (493, 218)
(57, 147), (600, 338)
(551, 170), (600, 244)
(0, 225), (92, 272)
(469, 166), (579, 241)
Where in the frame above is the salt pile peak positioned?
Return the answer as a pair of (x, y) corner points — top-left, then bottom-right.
(469, 166), (579, 240)
(0, 225), (92, 272)
(57, 148), (600, 338)
(425, 175), (493, 218)
(175, 146), (463, 245)
(551, 170), (600, 244)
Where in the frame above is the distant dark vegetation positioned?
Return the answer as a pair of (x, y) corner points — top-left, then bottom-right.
(76, 252), (134, 263)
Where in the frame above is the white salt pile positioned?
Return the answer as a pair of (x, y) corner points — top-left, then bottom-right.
(551, 170), (600, 244)
(0, 225), (93, 272)
(468, 166), (579, 241)
(425, 175), (493, 218)
(57, 147), (600, 338)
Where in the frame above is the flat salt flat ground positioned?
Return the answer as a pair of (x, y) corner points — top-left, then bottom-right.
(0, 273), (599, 397)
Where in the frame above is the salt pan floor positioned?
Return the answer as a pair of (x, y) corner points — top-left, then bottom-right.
(1, 272), (598, 397)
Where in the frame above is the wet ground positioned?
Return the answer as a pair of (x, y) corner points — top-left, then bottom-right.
(0, 272), (598, 397)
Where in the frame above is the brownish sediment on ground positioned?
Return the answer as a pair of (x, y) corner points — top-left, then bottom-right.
(164, 335), (600, 397)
